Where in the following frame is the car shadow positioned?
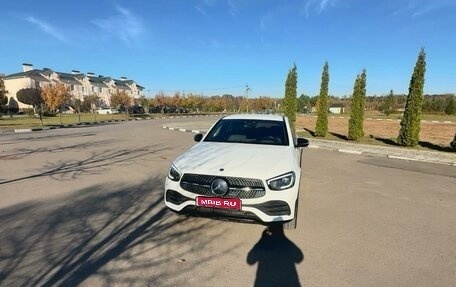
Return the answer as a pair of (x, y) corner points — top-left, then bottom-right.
(247, 223), (304, 287)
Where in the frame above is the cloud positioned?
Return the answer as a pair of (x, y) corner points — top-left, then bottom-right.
(391, 0), (456, 18)
(260, 12), (274, 31)
(302, 0), (338, 17)
(195, 0), (240, 18)
(195, 6), (209, 18)
(203, 0), (217, 6)
(227, 0), (239, 17)
(25, 16), (69, 43)
(92, 5), (144, 47)
(411, 0), (455, 17)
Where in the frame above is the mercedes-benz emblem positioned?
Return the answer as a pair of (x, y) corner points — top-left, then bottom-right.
(211, 178), (229, 196)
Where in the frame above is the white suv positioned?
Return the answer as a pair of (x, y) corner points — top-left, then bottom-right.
(96, 107), (119, 114)
(164, 114), (309, 229)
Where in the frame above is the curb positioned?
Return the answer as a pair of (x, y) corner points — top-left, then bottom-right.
(11, 119), (129, 133)
(162, 125), (456, 166)
(2, 114), (222, 134)
(163, 126), (201, 134)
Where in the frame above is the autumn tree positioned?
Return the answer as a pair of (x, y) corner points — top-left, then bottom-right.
(397, 49), (426, 147)
(84, 94), (100, 112)
(185, 94), (205, 113)
(202, 96), (225, 112)
(138, 96), (150, 111)
(222, 94), (236, 112)
(238, 97), (249, 113)
(153, 91), (169, 110)
(348, 69), (367, 140)
(17, 88), (45, 126)
(171, 92), (183, 108)
(41, 83), (72, 124)
(250, 97), (275, 113)
(111, 90), (132, 115)
(82, 93), (100, 120)
(315, 62), (330, 137)
(41, 83), (72, 112)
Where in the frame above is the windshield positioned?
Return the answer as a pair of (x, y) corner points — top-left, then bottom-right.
(204, 119), (289, 146)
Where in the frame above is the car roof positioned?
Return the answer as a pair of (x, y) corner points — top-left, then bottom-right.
(222, 114), (285, 121)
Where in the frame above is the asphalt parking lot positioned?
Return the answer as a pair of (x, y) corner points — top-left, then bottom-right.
(0, 118), (455, 286)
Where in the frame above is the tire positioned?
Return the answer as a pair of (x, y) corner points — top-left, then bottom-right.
(284, 198), (298, 230)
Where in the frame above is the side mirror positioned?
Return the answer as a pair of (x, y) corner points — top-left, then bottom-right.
(194, 133), (203, 142)
(296, 137), (309, 148)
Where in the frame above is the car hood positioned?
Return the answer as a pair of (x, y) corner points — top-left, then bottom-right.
(173, 142), (297, 179)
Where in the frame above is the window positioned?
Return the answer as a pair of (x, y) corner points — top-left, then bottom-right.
(70, 84), (74, 91)
(204, 119), (289, 146)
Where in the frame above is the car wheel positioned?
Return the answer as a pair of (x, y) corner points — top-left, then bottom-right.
(284, 198), (298, 230)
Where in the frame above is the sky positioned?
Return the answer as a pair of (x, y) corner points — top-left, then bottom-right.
(1, 0), (455, 98)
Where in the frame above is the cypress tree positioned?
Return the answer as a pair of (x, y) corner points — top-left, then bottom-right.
(380, 89), (395, 116)
(315, 61), (329, 137)
(444, 96), (455, 115)
(283, 64), (298, 129)
(348, 69), (367, 140)
(397, 49), (426, 147)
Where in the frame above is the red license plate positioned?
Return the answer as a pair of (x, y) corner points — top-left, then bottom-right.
(196, 197), (241, 210)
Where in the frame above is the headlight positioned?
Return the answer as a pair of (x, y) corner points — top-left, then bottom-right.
(168, 164), (181, 181)
(267, 172), (295, 190)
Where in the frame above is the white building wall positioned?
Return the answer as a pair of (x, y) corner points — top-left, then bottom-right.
(4, 78), (36, 109)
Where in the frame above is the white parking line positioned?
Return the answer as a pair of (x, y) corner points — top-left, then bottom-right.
(338, 149), (363, 154)
(387, 155), (420, 162)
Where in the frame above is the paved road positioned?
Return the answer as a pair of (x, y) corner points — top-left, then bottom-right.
(0, 118), (455, 286)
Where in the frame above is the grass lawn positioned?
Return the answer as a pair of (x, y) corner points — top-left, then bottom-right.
(0, 113), (130, 130)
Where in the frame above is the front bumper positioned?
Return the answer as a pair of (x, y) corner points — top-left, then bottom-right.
(164, 177), (298, 223)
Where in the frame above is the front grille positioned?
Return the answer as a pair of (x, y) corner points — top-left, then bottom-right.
(180, 173), (266, 199)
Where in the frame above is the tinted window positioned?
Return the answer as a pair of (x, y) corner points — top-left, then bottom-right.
(204, 119), (289, 146)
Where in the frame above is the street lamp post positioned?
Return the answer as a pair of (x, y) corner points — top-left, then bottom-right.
(245, 84), (250, 113)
